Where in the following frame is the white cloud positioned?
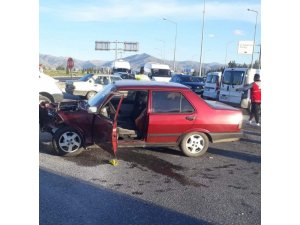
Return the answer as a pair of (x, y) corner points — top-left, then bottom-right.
(40, 0), (260, 23)
(208, 34), (215, 38)
(234, 29), (244, 36)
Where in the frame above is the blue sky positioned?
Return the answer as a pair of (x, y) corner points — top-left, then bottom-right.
(40, 0), (261, 64)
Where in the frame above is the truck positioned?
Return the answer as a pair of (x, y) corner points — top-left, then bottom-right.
(111, 59), (131, 74)
(143, 62), (172, 82)
(218, 68), (260, 109)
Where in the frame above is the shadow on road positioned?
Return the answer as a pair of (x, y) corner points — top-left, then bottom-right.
(40, 168), (216, 225)
(208, 147), (261, 163)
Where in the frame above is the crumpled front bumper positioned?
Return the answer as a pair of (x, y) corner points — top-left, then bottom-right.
(39, 103), (60, 134)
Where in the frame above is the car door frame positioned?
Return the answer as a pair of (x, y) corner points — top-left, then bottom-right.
(92, 93), (124, 156)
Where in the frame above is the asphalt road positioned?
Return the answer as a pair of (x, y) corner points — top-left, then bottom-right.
(39, 121), (261, 225)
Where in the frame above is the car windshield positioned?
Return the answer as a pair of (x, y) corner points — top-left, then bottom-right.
(79, 73), (94, 81)
(222, 71), (245, 85)
(191, 76), (204, 83)
(113, 68), (130, 73)
(151, 69), (171, 77)
(88, 83), (117, 107)
(205, 75), (218, 84)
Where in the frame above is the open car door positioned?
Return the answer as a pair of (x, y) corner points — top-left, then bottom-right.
(93, 93), (124, 156)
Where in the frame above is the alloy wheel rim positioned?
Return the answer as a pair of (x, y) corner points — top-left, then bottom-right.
(186, 134), (204, 154)
(58, 132), (81, 153)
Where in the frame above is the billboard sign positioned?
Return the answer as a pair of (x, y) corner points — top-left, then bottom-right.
(124, 42), (139, 51)
(95, 41), (110, 50)
(238, 41), (254, 55)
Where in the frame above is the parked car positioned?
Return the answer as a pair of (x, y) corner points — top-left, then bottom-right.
(203, 72), (222, 100)
(40, 80), (243, 158)
(39, 72), (63, 103)
(65, 74), (122, 99)
(170, 74), (205, 96)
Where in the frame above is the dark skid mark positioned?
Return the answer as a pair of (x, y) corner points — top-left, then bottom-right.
(213, 163), (236, 169)
(90, 178), (107, 183)
(155, 188), (172, 193)
(228, 185), (247, 190)
(200, 173), (218, 180)
(132, 191), (143, 195)
(118, 149), (208, 188)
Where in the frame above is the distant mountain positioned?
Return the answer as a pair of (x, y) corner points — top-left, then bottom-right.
(39, 54), (107, 70)
(39, 53), (224, 72)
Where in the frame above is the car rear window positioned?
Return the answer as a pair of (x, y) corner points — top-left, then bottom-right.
(205, 75), (218, 84)
(152, 91), (194, 113)
(222, 71), (245, 85)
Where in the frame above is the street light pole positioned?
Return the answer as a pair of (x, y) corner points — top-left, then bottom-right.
(157, 39), (166, 63)
(163, 18), (177, 72)
(225, 41), (234, 68)
(247, 8), (258, 68)
(199, 0), (206, 76)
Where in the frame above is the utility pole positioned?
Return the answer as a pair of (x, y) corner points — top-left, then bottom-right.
(199, 0), (206, 76)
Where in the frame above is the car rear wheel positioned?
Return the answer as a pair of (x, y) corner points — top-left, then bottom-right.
(180, 132), (209, 157)
(53, 126), (84, 156)
(86, 91), (97, 100)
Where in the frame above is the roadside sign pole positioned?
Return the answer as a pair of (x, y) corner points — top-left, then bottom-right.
(67, 57), (74, 79)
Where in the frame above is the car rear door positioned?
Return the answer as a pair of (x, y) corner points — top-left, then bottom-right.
(147, 90), (196, 143)
(92, 93), (124, 156)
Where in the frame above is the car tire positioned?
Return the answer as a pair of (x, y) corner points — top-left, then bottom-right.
(86, 91), (97, 100)
(52, 126), (84, 156)
(180, 132), (209, 157)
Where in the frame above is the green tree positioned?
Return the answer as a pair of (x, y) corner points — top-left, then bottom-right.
(228, 61), (237, 68)
(253, 60), (260, 69)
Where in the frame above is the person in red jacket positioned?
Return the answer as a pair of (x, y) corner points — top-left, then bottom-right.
(239, 73), (261, 126)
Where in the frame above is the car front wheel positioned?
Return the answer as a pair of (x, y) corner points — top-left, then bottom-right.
(53, 126), (84, 156)
(180, 132), (209, 157)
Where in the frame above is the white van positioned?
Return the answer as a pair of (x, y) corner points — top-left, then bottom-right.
(203, 71), (222, 100)
(143, 62), (171, 82)
(219, 68), (260, 109)
(111, 59), (131, 74)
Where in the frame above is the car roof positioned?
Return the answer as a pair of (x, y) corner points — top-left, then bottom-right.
(93, 74), (120, 78)
(113, 80), (190, 90)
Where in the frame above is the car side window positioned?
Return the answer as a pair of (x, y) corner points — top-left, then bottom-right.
(152, 91), (194, 113)
(95, 76), (103, 84)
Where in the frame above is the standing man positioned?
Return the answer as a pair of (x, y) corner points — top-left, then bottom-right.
(239, 73), (261, 126)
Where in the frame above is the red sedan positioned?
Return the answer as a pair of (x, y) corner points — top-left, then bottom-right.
(39, 80), (243, 157)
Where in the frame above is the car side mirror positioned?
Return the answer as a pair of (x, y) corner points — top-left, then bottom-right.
(88, 106), (97, 114)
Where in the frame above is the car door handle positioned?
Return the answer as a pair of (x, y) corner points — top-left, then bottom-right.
(185, 115), (195, 121)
